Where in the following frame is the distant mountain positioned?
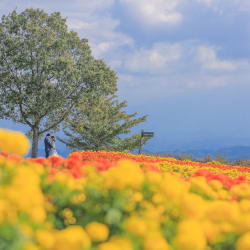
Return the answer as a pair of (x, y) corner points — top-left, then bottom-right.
(147, 146), (250, 161)
(216, 146), (250, 161)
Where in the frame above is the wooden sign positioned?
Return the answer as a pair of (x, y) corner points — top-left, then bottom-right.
(139, 129), (154, 154)
(142, 131), (154, 137)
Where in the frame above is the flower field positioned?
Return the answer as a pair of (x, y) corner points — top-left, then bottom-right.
(1, 129), (250, 249)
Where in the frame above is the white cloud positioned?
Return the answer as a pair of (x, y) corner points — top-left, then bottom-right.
(112, 40), (250, 103)
(196, 0), (213, 5)
(67, 19), (89, 30)
(66, 12), (133, 58)
(193, 0), (250, 14)
(197, 46), (236, 71)
(124, 43), (182, 73)
(0, 0), (129, 58)
(1, 0), (250, 104)
(0, 0), (115, 15)
(187, 75), (230, 89)
(120, 0), (182, 26)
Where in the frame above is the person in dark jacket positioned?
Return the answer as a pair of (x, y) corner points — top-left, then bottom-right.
(44, 133), (52, 158)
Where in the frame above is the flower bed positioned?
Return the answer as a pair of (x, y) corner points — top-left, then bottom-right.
(1, 128), (250, 250)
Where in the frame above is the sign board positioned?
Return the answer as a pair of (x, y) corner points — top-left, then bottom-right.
(139, 129), (154, 154)
(142, 131), (154, 137)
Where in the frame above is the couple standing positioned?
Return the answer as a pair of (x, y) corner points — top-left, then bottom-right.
(44, 133), (58, 158)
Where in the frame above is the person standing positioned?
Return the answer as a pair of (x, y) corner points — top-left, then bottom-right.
(51, 136), (58, 156)
(44, 133), (52, 158)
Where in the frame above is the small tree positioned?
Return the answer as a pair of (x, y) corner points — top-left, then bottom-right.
(0, 9), (117, 157)
(59, 95), (148, 152)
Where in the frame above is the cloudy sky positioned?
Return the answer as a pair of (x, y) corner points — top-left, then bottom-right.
(1, 0), (250, 152)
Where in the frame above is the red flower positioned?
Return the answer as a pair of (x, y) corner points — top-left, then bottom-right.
(27, 157), (50, 166)
(48, 156), (65, 168)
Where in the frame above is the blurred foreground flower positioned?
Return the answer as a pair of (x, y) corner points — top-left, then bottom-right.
(0, 128), (30, 155)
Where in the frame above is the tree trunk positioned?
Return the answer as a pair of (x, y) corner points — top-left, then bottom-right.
(31, 127), (39, 158)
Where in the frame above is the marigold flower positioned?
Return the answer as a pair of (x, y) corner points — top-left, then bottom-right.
(206, 201), (240, 223)
(104, 160), (144, 190)
(35, 230), (55, 249)
(98, 242), (120, 250)
(144, 232), (169, 250)
(176, 219), (207, 250)
(209, 180), (223, 191)
(200, 220), (220, 243)
(181, 193), (206, 219)
(236, 232), (250, 250)
(125, 216), (147, 237)
(0, 128), (30, 155)
(54, 226), (91, 250)
(110, 236), (133, 250)
(23, 242), (39, 250)
(86, 222), (109, 242)
(133, 192), (143, 202)
(29, 207), (46, 223)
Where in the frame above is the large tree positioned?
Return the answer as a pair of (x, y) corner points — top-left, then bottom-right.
(0, 9), (117, 157)
(59, 95), (148, 152)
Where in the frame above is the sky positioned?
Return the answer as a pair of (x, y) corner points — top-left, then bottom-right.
(1, 0), (250, 153)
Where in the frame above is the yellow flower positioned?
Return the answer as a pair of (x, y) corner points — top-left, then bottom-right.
(72, 193), (86, 204)
(98, 242), (120, 250)
(240, 200), (250, 213)
(209, 180), (223, 191)
(236, 232), (250, 250)
(206, 201), (240, 224)
(146, 171), (162, 184)
(217, 189), (231, 201)
(125, 216), (147, 237)
(86, 222), (109, 242)
(234, 215), (250, 234)
(200, 220), (220, 244)
(231, 184), (250, 199)
(0, 128), (30, 155)
(35, 230), (55, 249)
(160, 174), (187, 204)
(176, 219), (207, 250)
(54, 226), (91, 250)
(144, 232), (169, 250)
(190, 177), (217, 199)
(29, 207), (46, 223)
(65, 217), (76, 225)
(181, 193), (206, 219)
(23, 242), (39, 250)
(152, 194), (165, 204)
(104, 160), (144, 190)
(110, 236), (133, 250)
(124, 201), (135, 212)
(133, 192), (143, 202)
(62, 208), (73, 219)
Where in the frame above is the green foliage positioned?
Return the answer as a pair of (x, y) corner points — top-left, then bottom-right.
(0, 9), (117, 157)
(59, 95), (148, 152)
(209, 233), (239, 250)
(0, 223), (24, 250)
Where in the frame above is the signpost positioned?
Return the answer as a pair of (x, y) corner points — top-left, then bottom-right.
(138, 129), (154, 154)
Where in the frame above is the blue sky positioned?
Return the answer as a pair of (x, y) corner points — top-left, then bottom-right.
(1, 0), (250, 153)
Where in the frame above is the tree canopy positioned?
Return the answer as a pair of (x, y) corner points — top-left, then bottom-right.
(59, 95), (148, 152)
(0, 9), (117, 157)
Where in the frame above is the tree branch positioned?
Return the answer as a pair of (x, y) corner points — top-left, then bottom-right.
(39, 102), (75, 134)
(18, 103), (33, 127)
